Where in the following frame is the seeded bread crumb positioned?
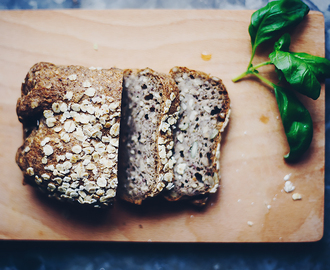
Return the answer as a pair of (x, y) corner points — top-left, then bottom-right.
(165, 66), (230, 205)
(118, 68), (180, 204)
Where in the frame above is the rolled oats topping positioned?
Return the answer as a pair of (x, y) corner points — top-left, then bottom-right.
(16, 62), (123, 208)
(43, 145), (54, 156)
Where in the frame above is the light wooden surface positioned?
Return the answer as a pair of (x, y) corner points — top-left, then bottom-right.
(0, 10), (325, 242)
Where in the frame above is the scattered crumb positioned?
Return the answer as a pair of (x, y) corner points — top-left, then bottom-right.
(243, 131), (247, 135)
(190, 215), (194, 218)
(139, 224), (143, 229)
(251, 202), (254, 205)
(267, 205), (271, 209)
(93, 43), (98, 51)
(279, 237), (282, 240)
(147, 239), (152, 242)
(237, 199), (241, 202)
(247, 221), (254, 226)
(292, 193), (302, 200)
(284, 181), (295, 193)
(284, 173), (292, 181)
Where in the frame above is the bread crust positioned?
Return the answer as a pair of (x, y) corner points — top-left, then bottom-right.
(16, 62), (123, 208)
(165, 66), (231, 205)
(118, 68), (180, 204)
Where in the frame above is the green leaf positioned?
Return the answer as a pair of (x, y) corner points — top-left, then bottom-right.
(274, 33), (291, 52)
(274, 85), (313, 162)
(275, 67), (285, 82)
(269, 50), (321, 100)
(248, 0), (309, 56)
(291, 52), (330, 80)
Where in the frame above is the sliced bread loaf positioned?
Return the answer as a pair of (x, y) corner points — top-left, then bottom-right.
(16, 62), (123, 208)
(165, 66), (230, 205)
(118, 68), (180, 204)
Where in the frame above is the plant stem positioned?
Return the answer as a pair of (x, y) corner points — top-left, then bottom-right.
(232, 70), (252, 82)
(232, 60), (273, 82)
(247, 46), (257, 68)
(251, 60), (272, 70)
(252, 71), (276, 89)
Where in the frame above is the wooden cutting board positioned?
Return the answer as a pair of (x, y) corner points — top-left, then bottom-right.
(0, 10), (325, 242)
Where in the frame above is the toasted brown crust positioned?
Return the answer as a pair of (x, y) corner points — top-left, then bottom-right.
(16, 62), (123, 208)
(165, 66), (230, 205)
(118, 68), (180, 204)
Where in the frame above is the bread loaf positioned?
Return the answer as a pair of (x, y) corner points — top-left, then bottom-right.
(16, 62), (123, 208)
(165, 67), (230, 205)
(118, 68), (180, 204)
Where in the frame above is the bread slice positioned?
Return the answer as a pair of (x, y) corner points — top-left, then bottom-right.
(16, 62), (123, 208)
(165, 67), (230, 205)
(118, 68), (180, 204)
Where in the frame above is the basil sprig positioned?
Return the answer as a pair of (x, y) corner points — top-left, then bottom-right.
(269, 33), (330, 100)
(248, 0), (309, 67)
(232, 0), (330, 162)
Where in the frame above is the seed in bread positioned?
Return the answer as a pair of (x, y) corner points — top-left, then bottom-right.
(117, 68), (180, 204)
(16, 62), (123, 208)
(164, 66), (230, 205)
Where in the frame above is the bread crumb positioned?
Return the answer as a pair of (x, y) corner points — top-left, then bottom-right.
(284, 181), (295, 193)
(284, 173), (292, 181)
(292, 193), (302, 200)
(247, 221), (253, 226)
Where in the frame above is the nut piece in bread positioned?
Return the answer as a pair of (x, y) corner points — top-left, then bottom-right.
(118, 68), (180, 204)
(16, 62), (123, 208)
(165, 66), (230, 205)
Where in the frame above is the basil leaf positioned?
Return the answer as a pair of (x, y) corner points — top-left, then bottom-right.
(291, 52), (330, 80)
(249, 0), (309, 55)
(274, 85), (313, 162)
(275, 67), (285, 82)
(269, 50), (321, 100)
(274, 33), (291, 52)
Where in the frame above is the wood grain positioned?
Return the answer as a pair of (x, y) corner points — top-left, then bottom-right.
(0, 10), (325, 242)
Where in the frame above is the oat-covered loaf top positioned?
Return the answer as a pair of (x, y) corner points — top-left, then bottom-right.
(16, 62), (123, 208)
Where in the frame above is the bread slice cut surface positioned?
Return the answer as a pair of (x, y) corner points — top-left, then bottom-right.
(118, 68), (180, 204)
(165, 66), (230, 205)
